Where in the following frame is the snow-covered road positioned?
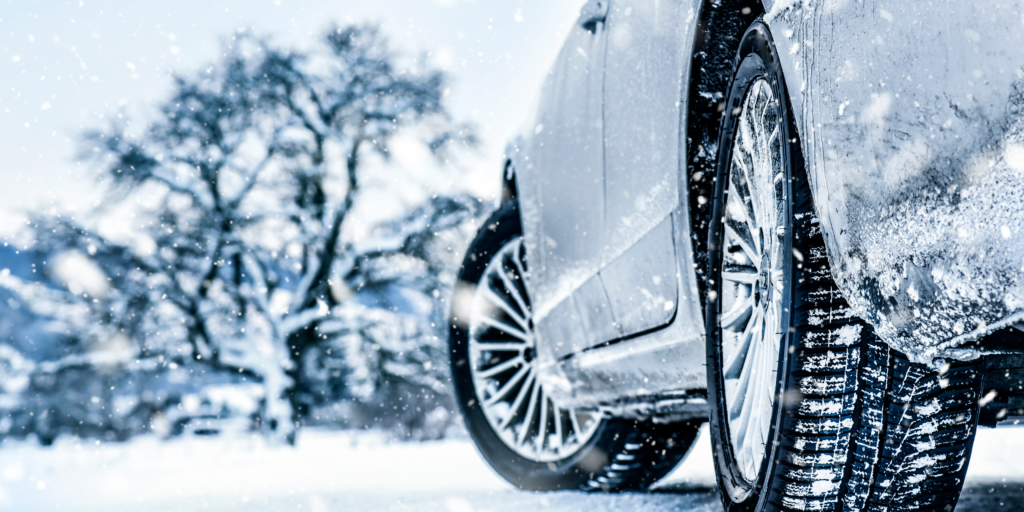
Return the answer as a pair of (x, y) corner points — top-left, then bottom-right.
(1, 424), (1022, 511)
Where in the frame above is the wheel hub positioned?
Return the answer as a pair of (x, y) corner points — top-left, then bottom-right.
(523, 347), (536, 363)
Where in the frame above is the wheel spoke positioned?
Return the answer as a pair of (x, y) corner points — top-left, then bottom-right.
(477, 315), (530, 342)
(510, 243), (532, 308)
(745, 324), (773, 454)
(484, 364), (532, 406)
(552, 405), (564, 454)
(729, 161), (761, 255)
(737, 365), (763, 475)
(733, 311), (766, 442)
(735, 131), (763, 241)
(723, 269), (757, 284)
(729, 308), (763, 418)
(725, 221), (759, 267)
(482, 286), (529, 331)
(473, 342), (526, 353)
(476, 355), (524, 379)
(757, 325), (776, 444)
(498, 371), (536, 430)
(535, 388), (549, 452)
(724, 307), (761, 378)
(759, 91), (772, 128)
(516, 378), (542, 447)
(568, 409), (583, 442)
(495, 263), (531, 323)
(721, 291), (754, 332)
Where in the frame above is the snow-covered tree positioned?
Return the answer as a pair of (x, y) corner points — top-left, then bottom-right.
(14, 24), (478, 443)
(298, 195), (481, 438)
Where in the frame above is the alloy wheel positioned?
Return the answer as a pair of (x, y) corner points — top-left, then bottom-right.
(468, 237), (601, 462)
(717, 77), (788, 483)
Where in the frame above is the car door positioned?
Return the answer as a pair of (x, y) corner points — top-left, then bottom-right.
(598, 0), (688, 338)
(521, 3), (618, 359)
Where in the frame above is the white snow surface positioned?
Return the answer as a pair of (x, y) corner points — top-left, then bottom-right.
(0, 427), (722, 512)
(5, 425), (1024, 511)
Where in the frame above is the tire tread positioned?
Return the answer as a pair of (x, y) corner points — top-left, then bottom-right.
(841, 340), (981, 512)
(584, 421), (700, 491)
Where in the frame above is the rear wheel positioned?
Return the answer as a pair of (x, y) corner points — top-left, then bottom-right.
(450, 201), (701, 491)
(705, 21), (983, 512)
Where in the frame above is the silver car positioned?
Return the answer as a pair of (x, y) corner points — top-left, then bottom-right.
(448, 1), (1024, 510)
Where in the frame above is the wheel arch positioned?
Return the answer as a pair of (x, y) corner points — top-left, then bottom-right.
(684, 0), (764, 308)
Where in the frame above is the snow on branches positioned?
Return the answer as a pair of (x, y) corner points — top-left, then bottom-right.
(1, 24), (482, 444)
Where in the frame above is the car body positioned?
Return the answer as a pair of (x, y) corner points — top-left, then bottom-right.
(504, 0), (708, 414)
(501, 0), (1024, 415)
(450, 0), (1024, 508)
(767, 0), (1024, 364)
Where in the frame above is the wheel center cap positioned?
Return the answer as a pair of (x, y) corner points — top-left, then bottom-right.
(755, 253), (771, 304)
(523, 347), (536, 363)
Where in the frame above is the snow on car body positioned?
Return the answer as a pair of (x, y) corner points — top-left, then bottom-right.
(450, 1), (1024, 510)
(767, 0), (1024, 363)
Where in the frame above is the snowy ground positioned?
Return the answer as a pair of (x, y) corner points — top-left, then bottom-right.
(1, 425), (1023, 511)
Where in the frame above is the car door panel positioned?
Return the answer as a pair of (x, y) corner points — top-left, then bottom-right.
(552, 273), (620, 360)
(548, 210), (707, 408)
(535, 0), (708, 406)
(598, 215), (678, 337)
(535, 293), (591, 368)
(519, 0), (707, 369)
(599, 0), (689, 338)
(519, 19), (609, 330)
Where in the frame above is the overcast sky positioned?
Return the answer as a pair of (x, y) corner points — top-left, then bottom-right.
(0, 0), (586, 237)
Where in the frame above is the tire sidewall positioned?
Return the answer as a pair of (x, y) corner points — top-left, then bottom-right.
(705, 21), (798, 510)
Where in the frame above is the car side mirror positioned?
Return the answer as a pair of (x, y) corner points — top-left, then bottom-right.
(578, 0), (609, 33)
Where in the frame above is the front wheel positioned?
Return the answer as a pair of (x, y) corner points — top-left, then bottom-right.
(449, 201), (701, 491)
(705, 21), (983, 512)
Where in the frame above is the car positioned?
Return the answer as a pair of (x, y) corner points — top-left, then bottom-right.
(448, 1), (1024, 511)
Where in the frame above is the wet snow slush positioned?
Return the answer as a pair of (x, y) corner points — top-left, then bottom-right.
(1, 424), (1023, 511)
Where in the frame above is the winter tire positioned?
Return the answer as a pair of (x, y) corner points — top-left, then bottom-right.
(450, 201), (701, 491)
(705, 21), (983, 512)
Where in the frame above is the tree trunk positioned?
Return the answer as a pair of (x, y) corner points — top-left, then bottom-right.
(259, 334), (298, 445)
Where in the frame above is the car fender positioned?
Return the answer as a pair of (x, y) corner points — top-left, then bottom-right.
(766, 0), (1024, 363)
